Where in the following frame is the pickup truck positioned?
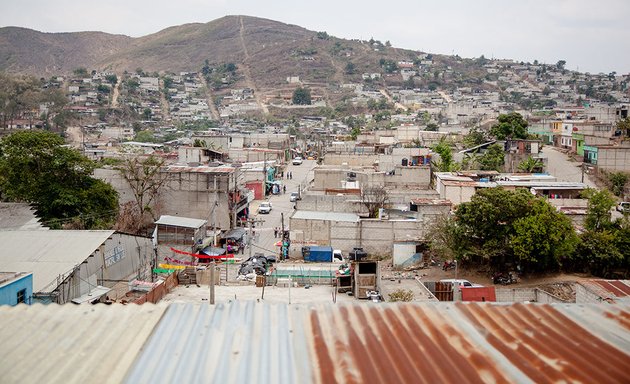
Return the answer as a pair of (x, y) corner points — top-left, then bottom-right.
(258, 201), (272, 214)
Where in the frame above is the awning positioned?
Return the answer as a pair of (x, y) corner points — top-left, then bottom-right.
(71, 286), (112, 305)
(223, 227), (247, 240)
(200, 246), (226, 256)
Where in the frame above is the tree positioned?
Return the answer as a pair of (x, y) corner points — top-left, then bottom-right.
(292, 87), (311, 105)
(345, 62), (356, 75)
(490, 112), (529, 140)
(350, 126), (361, 140)
(607, 172), (628, 196)
(73, 68), (89, 77)
(454, 188), (535, 265)
(574, 230), (623, 276)
(105, 74), (118, 86)
(117, 155), (169, 233)
(0, 131), (118, 228)
(511, 199), (578, 271)
(431, 139), (459, 172)
(556, 60), (566, 70)
(425, 122), (439, 131)
(517, 156), (544, 173)
(617, 117), (630, 137)
(478, 144), (505, 171)
(461, 151), (481, 170)
(583, 188), (616, 232)
(360, 185), (389, 218)
(462, 127), (488, 148)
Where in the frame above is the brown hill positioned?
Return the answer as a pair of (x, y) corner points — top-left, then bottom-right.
(0, 26), (132, 75)
(0, 16), (417, 86)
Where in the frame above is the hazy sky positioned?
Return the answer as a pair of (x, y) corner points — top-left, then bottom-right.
(1, 0), (629, 74)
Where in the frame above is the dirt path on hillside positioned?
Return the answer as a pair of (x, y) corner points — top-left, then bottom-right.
(198, 74), (220, 120)
(111, 74), (122, 108)
(379, 89), (408, 111)
(239, 16), (269, 115)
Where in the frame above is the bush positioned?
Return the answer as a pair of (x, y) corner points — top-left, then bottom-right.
(388, 289), (414, 302)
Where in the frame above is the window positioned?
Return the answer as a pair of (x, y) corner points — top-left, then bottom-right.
(16, 289), (26, 304)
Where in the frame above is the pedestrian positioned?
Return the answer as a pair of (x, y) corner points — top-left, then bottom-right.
(283, 185), (286, 194)
(274, 227), (278, 238)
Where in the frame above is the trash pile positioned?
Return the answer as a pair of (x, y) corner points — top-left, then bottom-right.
(237, 253), (277, 281)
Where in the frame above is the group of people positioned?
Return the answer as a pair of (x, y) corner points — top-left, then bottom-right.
(285, 171), (293, 179)
(273, 227), (285, 238)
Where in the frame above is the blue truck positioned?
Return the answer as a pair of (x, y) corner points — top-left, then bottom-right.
(301, 246), (343, 262)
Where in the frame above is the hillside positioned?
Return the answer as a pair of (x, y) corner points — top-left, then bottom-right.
(0, 16), (421, 88)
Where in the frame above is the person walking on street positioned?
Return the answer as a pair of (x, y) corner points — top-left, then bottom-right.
(283, 185), (286, 194)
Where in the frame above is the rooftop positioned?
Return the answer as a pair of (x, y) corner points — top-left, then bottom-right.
(155, 215), (207, 229)
(0, 230), (114, 293)
(0, 301), (628, 383)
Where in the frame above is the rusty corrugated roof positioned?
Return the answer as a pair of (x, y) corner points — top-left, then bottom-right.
(590, 280), (630, 297)
(1, 302), (630, 384)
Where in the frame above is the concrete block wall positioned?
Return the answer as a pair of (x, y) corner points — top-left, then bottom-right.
(496, 288), (570, 303)
(322, 154), (377, 166)
(597, 147), (630, 172)
(495, 288), (537, 302)
(575, 283), (605, 304)
(297, 195), (365, 214)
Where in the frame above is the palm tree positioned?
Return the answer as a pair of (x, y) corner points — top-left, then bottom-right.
(517, 156), (544, 173)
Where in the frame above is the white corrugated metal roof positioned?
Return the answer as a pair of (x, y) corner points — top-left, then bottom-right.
(155, 215), (207, 229)
(291, 210), (359, 223)
(0, 303), (167, 384)
(0, 230), (114, 293)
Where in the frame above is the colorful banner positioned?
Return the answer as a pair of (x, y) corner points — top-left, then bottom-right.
(165, 256), (197, 266)
(153, 268), (175, 274)
(158, 263), (185, 270)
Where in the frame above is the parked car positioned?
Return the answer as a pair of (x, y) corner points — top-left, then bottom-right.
(617, 201), (630, 213)
(292, 156), (303, 165)
(258, 201), (272, 214)
(289, 192), (301, 202)
(439, 279), (483, 288)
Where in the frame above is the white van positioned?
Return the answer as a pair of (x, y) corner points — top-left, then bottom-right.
(439, 279), (483, 288)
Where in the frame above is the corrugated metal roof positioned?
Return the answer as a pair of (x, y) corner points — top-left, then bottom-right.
(0, 303), (167, 384)
(165, 165), (235, 173)
(1, 302), (629, 384)
(155, 215), (207, 229)
(291, 210), (359, 223)
(0, 230), (114, 292)
(580, 280), (630, 303)
(126, 302), (630, 383)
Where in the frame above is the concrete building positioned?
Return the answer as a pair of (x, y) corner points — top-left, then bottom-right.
(587, 145), (630, 172)
(434, 172), (586, 205)
(0, 230), (154, 304)
(0, 272), (33, 306)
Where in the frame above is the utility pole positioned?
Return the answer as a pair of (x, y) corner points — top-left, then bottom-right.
(212, 175), (218, 246)
(248, 218), (253, 259)
(209, 261), (215, 305)
(280, 212), (285, 260)
(581, 162), (585, 183)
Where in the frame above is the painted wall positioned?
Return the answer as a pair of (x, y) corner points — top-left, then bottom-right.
(0, 273), (32, 306)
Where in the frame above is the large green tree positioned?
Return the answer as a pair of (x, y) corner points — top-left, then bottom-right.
(442, 188), (577, 273)
(583, 188), (616, 231)
(0, 131), (118, 228)
(490, 112), (529, 140)
(511, 199), (578, 271)
(292, 87), (312, 105)
(478, 143), (505, 171)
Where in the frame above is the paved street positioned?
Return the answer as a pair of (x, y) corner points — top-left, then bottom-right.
(246, 159), (316, 258)
(541, 146), (597, 188)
